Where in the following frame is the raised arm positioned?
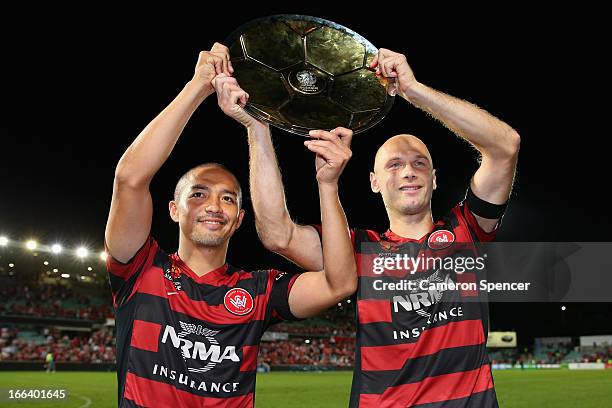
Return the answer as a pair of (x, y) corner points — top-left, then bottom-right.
(212, 76), (356, 317)
(373, 49), (520, 231)
(105, 44), (231, 262)
(287, 128), (357, 318)
(212, 74), (324, 271)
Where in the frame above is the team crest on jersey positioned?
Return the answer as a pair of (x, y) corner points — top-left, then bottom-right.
(428, 230), (455, 250)
(224, 288), (254, 316)
(164, 264), (183, 292)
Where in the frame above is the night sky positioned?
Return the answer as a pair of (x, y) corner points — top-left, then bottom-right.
(1, 9), (608, 343)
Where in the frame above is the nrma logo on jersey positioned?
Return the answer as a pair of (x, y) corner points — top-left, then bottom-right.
(392, 270), (453, 315)
(161, 322), (239, 373)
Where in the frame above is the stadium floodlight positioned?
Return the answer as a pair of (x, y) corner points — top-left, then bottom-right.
(26, 240), (37, 250)
(61, 273), (70, 278)
(100, 251), (108, 261)
(51, 244), (62, 254)
(0, 236), (8, 246)
(76, 247), (88, 258)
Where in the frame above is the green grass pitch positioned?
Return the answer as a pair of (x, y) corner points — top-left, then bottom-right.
(0, 370), (611, 407)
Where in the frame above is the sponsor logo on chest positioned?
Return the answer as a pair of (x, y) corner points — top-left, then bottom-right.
(161, 322), (240, 373)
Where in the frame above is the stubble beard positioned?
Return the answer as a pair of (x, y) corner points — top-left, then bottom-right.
(189, 229), (226, 247)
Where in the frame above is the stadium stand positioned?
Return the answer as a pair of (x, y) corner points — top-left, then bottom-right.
(1, 245), (611, 371)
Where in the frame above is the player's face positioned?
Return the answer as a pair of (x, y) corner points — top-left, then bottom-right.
(170, 167), (244, 247)
(371, 135), (436, 216)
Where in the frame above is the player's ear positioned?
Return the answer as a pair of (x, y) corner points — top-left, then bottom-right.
(234, 209), (246, 230)
(370, 172), (380, 193)
(169, 200), (179, 223)
(432, 169), (437, 191)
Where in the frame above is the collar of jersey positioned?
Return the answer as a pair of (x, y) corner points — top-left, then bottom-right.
(170, 253), (230, 284)
(384, 220), (445, 243)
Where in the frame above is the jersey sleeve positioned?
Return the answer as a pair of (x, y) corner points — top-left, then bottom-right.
(105, 236), (158, 308)
(264, 269), (302, 327)
(455, 200), (500, 243)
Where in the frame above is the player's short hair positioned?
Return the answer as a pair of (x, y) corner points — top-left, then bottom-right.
(173, 163), (243, 208)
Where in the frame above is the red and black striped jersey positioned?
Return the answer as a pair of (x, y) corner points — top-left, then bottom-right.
(331, 201), (499, 407)
(106, 236), (299, 408)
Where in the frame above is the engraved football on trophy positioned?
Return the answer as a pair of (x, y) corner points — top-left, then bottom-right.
(225, 15), (395, 136)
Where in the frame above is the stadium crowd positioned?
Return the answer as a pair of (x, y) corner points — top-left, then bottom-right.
(273, 306), (355, 337)
(0, 327), (116, 363)
(0, 282), (112, 321)
(489, 343), (612, 365)
(258, 337), (355, 367)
